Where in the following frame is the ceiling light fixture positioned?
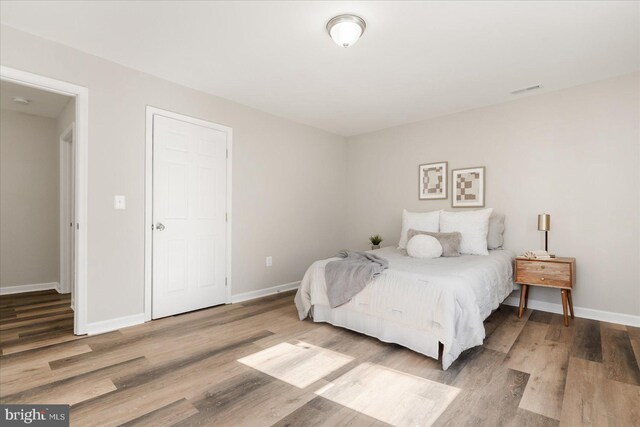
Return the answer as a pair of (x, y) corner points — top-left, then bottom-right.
(12, 96), (31, 105)
(326, 14), (366, 48)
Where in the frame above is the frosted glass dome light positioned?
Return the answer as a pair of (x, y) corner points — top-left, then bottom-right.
(326, 15), (366, 48)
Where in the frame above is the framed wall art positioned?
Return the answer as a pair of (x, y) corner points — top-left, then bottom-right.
(419, 161), (448, 200)
(452, 166), (485, 207)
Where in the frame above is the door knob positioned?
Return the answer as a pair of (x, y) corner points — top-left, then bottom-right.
(156, 223), (165, 231)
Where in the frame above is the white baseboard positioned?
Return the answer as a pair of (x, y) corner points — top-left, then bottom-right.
(503, 296), (640, 327)
(55, 283), (72, 294)
(231, 281), (300, 304)
(86, 313), (145, 335)
(86, 282), (299, 335)
(0, 282), (60, 295)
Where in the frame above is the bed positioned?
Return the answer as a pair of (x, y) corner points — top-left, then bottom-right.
(294, 246), (515, 369)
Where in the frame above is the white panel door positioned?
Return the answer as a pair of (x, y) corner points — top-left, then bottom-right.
(152, 115), (227, 319)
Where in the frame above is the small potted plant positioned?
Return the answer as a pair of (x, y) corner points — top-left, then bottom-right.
(369, 234), (383, 250)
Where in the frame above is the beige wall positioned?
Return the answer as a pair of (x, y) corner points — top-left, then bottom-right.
(1, 25), (348, 323)
(346, 73), (640, 316)
(0, 109), (60, 287)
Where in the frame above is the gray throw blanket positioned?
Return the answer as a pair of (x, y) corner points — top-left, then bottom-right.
(324, 250), (389, 308)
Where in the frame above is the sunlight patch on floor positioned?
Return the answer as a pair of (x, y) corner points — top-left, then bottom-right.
(237, 341), (354, 388)
(316, 362), (460, 426)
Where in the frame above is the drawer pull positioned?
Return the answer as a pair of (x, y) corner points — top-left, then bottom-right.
(540, 277), (545, 281)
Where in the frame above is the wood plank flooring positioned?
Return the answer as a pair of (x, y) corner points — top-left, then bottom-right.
(1, 290), (638, 426)
(0, 290), (78, 355)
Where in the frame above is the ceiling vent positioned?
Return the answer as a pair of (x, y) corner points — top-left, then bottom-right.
(510, 84), (542, 95)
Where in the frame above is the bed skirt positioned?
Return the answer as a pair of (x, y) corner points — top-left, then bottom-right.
(312, 304), (440, 361)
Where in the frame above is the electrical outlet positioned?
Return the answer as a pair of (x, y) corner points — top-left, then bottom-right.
(266, 256), (273, 267)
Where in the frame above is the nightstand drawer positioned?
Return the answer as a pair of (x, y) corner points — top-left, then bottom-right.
(515, 260), (572, 288)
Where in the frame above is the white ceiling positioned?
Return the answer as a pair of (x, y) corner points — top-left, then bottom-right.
(0, 79), (72, 118)
(1, 1), (638, 136)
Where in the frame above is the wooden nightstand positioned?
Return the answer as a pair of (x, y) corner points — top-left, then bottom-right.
(515, 256), (576, 326)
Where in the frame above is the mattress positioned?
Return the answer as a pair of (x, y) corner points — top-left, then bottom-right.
(295, 247), (515, 369)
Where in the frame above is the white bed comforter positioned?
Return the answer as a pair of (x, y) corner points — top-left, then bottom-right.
(295, 247), (515, 369)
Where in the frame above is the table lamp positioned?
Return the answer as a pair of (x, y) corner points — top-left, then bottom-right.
(538, 213), (551, 252)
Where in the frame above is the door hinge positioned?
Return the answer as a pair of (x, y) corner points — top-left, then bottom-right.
(226, 148), (229, 159)
(76, 223), (79, 230)
(225, 277), (228, 287)
(225, 213), (228, 222)
(151, 223), (154, 230)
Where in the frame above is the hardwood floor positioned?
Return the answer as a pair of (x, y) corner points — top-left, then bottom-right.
(0, 290), (638, 426)
(0, 290), (78, 355)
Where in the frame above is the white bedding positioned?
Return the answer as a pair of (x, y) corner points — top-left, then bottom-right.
(294, 247), (515, 369)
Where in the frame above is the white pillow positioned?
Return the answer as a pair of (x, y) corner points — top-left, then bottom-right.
(398, 209), (441, 249)
(440, 208), (493, 255)
(406, 235), (443, 259)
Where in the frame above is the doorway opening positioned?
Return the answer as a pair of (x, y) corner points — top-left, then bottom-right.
(0, 66), (88, 338)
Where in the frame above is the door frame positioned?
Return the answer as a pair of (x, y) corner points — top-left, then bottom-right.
(144, 106), (233, 322)
(0, 65), (89, 335)
(59, 122), (75, 298)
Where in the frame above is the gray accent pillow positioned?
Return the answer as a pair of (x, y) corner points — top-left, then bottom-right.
(407, 229), (461, 257)
(488, 213), (505, 249)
